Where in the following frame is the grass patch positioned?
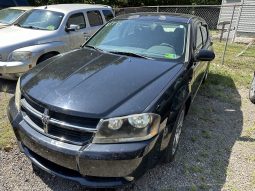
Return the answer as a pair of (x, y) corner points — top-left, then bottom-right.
(0, 93), (14, 150)
(201, 130), (211, 139)
(188, 165), (203, 174)
(244, 123), (255, 138)
(251, 171), (255, 188)
(190, 184), (198, 191)
(200, 40), (255, 105)
(209, 40), (255, 89)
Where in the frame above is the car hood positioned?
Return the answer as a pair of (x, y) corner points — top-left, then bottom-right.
(22, 48), (182, 118)
(0, 26), (54, 48)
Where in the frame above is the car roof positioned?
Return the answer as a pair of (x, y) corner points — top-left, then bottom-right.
(35, 4), (112, 14)
(115, 12), (200, 24)
(7, 6), (34, 11)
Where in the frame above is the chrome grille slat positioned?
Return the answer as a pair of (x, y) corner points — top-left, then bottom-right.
(23, 112), (89, 145)
(20, 98), (97, 145)
(21, 99), (97, 133)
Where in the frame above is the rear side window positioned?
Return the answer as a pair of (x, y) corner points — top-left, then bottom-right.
(67, 13), (86, 29)
(102, 10), (113, 21)
(196, 25), (203, 49)
(87, 10), (103, 27)
(201, 25), (208, 44)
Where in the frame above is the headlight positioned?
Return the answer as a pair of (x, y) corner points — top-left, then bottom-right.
(11, 51), (32, 62)
(15, 77), (21, 111)
(93, 113), (161, 143)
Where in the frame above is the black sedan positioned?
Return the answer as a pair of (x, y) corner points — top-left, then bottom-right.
(8, 13), (215, 188)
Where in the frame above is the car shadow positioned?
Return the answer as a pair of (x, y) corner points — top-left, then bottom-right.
(33, 73), (243, 191)
(133, 73), (244, 190)
(0, 79), (16, 94)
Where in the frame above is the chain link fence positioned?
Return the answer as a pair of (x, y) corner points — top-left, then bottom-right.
(114, 4), (255, 67)
(115, 5), (220, 30)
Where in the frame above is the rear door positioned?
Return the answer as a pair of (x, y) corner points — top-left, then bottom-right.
(102, 9), (114, 22)
(66, 12), (89, 49)
(200, 23), (212, 75)
(191, 21), (208, 95)
(86, 10), (104, 35)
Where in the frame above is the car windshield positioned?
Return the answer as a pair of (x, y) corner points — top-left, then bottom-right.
(0, 8), (25, 24)
(86, 18), (188, 61)
(17, 9), (64, 31)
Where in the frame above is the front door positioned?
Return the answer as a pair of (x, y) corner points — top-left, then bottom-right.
(191, 22), (209, 97)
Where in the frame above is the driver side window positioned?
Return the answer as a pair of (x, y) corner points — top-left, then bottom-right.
(196, 24), (203, 50)
(67, 13), (86, 29)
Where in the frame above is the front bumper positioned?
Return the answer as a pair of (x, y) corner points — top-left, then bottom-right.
(7, 97), (160, 188)
(0, 61), (33, 79)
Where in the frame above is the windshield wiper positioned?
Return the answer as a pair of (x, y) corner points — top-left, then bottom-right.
(109, 51), (153, 60)
(20, 25), (47, 30)
(84, 45), (103, 52)
(14, 23), (21, 27)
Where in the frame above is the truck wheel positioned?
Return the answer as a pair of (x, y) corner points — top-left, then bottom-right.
(32, 163), (40, 175)
(164, 105), (185, 163)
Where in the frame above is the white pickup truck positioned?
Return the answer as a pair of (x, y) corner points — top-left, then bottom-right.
(0, 4), (114, 79)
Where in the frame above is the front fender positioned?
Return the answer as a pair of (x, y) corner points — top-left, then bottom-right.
(12, 41), (66, 55)
(8, 41), (67, 66)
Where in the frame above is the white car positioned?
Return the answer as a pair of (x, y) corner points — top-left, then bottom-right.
(0, 4), (114, 80)
(0, 7), (33, 29)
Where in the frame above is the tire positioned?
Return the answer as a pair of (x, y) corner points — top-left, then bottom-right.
(164, 105), (185, 163)
(32, 163), (40, 175)
(37, 53), (58, 65)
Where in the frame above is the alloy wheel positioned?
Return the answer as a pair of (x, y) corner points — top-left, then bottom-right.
(172, 109), (185, 155)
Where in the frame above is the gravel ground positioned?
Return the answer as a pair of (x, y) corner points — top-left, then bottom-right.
(0, 80), (255, 191)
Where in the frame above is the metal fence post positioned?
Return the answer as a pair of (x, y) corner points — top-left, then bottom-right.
(232, 1), (244, 43)
(222, 5), (236, 65)
(157, 6), (159, 12)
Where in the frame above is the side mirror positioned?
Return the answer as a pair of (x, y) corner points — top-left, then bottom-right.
(195, 49), (215, 62)
(65, 24), (80, 32)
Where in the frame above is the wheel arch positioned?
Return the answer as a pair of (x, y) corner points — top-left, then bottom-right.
(37, 51), (60, 64)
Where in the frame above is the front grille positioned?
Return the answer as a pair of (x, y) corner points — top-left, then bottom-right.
(24, 95), (99, 128)
(21, 96), (99, 145)
(48, 124), (93, 144)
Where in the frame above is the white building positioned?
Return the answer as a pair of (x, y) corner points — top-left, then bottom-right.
(218, 0), (255, 42)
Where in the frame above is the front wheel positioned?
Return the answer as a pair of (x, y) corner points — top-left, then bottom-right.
(164, 106), (185, 163)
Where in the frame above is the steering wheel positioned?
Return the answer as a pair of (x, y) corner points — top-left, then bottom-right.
(160, 43), (174, 49)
